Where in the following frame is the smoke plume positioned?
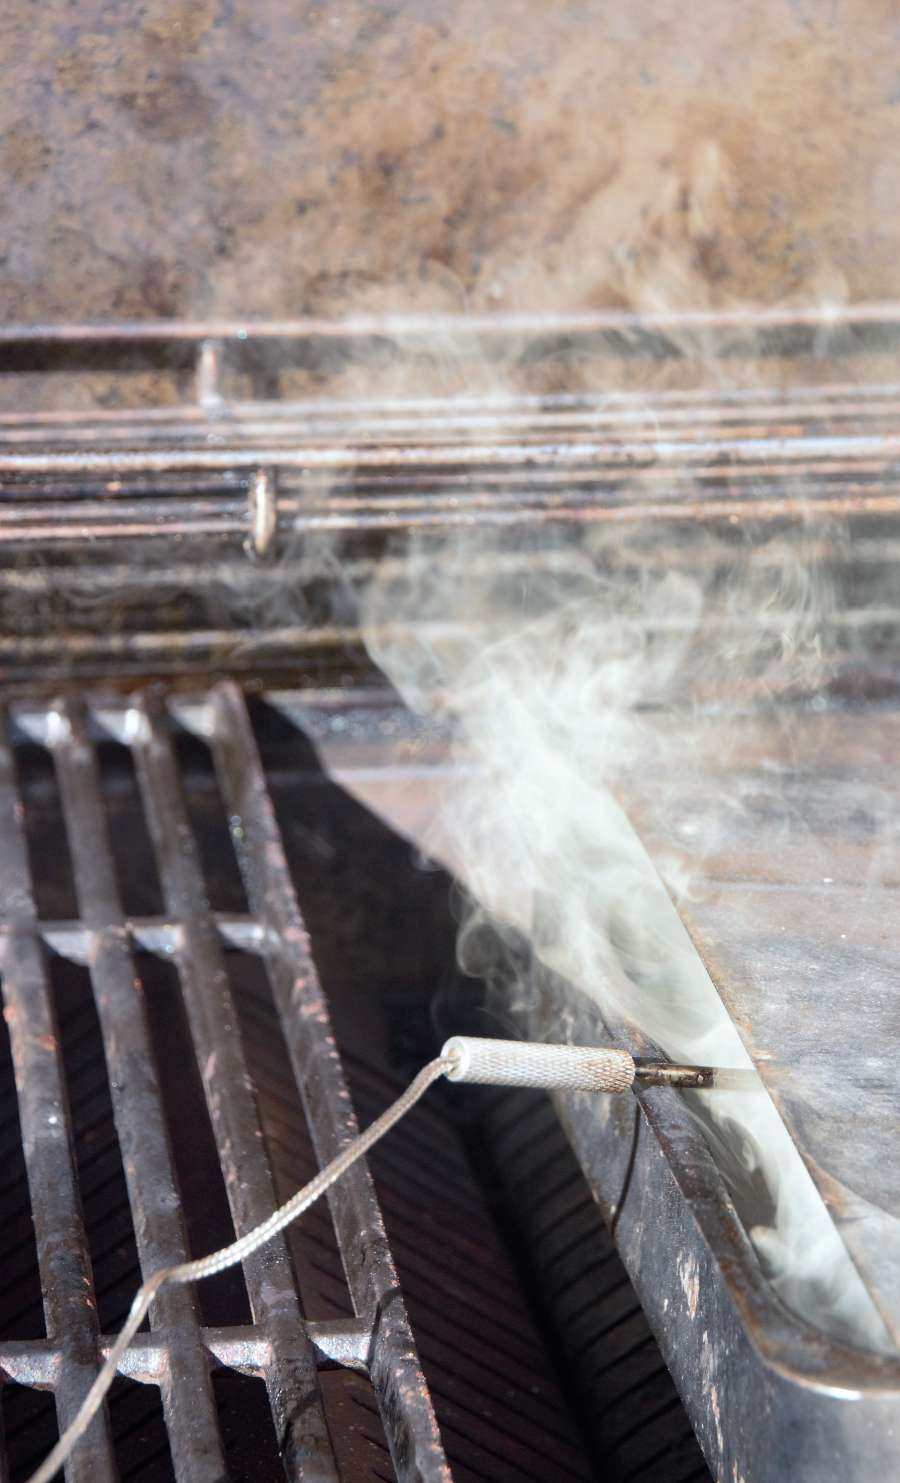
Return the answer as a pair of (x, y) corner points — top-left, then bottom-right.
(363, 515), (894, 1354)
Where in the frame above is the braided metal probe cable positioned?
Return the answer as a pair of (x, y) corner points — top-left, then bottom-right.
(28, 1037), (653, 1483)
(28, 1056), (452, 1483)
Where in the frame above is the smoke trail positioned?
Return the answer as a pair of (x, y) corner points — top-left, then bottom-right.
(363, 517), (895, 1354)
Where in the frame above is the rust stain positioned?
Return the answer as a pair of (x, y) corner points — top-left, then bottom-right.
(0, 0), (898, 333)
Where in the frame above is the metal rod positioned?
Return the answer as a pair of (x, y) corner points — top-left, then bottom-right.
(632, 1060), (757, 1089)
(129, 693), (340, 1483)
(1, 428), (899, 476)
(3, 388), (900, 449)
(0, 300), (898, 343)
(195, 339), (223, 412)
(0, 1321), (371, 1391)
(0, 911), (264, 961)
(2, 490), (899, 550)
(0, 377), (897, 444)
(50, 699), (227, 1483)
(208, 680), (451, 1483)
(0, 714), (117, 1483)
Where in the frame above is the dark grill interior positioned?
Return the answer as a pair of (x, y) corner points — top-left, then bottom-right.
(0, 688), (708, 1481)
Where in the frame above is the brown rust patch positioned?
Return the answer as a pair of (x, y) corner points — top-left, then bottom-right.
(117, 68), (214, 142)
(0, 0), (899, 324)
(1, 117), (52, 188)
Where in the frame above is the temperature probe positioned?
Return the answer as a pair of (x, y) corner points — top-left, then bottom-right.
(28, 1035), (745, 1483)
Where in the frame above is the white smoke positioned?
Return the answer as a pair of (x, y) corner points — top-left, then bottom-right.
(363, 519), (895, 1354)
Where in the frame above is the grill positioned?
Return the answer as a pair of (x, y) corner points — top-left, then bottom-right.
(0, 682), (448, 1482)
(0, 671), (707, 1483)
(2, 311), (899, 693)
(1, 312), (899, 1483)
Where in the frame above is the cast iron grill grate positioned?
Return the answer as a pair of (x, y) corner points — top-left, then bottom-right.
(0, 682), (447, 1483)
(0, 682), (636, 1483)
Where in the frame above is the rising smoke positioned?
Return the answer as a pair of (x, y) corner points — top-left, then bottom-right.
(362, 515), (895, 1354)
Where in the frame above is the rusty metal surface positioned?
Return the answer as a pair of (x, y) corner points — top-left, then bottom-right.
(601, 705), (900, 1345)
(0, 729), (118, 1483)
(0, 698), (603, 1483)
(206, 681), (451, 1483)
(1, 321), (899, 696)
(0, 686), (450, 1482)
(50, 699), (227, 1483)
(626, 732), (900, 1327)
(286, 687), (900, 1482)
(1, 1), (900, 332)
(678, 887), (900, 1344)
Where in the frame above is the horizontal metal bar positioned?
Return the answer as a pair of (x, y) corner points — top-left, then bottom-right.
(0, 1320), (372, 1389)
(3, 468), (899, 522)
(0, 596), (896, 676)
(0, 301), (898, 343)
(2, 387), (900, 451)
(0, 913), (267, 963)
(3, 493), (900, 551)
(1, 375), (899, 428)
(2, 429), (900, 477)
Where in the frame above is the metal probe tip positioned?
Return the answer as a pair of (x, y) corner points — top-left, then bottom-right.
(632, 1059), (756, 1090)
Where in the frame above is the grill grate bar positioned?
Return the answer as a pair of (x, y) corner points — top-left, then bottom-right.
(0, 912), (266, 963)
(3, 428), (900, 477)
(49, 699), (227, 1483)
(128, 692), (340, 1483)
(0, 1320), (371, 1389)
(207, 681), (450, 1483)
(1, 688), (453, 1480)
(0, 715), (117, 1483)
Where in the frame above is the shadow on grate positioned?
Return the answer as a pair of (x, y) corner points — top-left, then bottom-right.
(94, 740), (165, 919)
(474, 1088), (711, 1483)
(227, 950), (356, 1323)
(49, 957), (145, 1334)
(0, 1000), (44, 1341)
(140, 950), (252, 1329)
(1, 1387), (58, 1483)
(17, 739), (79, 921)
(213, 1370), (283, 1483)
(256, 701), (711, 1482)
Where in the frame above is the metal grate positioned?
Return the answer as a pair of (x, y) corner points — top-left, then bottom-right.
(2, 314), (900, 696)
(0, 680), (449, 1482)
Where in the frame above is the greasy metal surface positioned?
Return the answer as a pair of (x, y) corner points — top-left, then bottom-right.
(1, 3), (900, 329)
(0, 687), (449, 1482)
(0, 706), (600, 1482)
(1, 321), (900, 693)
(7, 360), (900, 488)
(0, 725), (118, 1483)
(290, 687), (900, 1483)
(206, 682), (450, 1483)
(555, 1052), (900, 1483)
(475, 1084), (710, 1482)
(50, 699), (226, 1483)
(617, 708), (900, 1348)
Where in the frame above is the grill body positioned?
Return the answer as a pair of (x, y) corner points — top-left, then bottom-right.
(0, 316), (898, 1483)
